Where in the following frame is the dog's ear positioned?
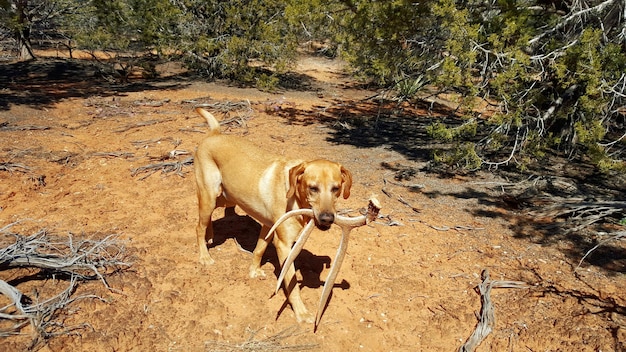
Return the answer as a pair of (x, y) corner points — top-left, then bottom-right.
(287, 163), (306, 199)
(340, 166), (352, 199)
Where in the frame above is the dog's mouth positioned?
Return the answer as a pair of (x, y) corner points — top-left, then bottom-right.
(315, 222), (332, 231)
(314, 211), (335, 231)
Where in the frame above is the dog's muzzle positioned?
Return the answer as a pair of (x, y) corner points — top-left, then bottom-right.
(316, 212), (335, 230)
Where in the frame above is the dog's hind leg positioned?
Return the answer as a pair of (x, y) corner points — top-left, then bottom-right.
(196, 190), (220, 266)
(195, 159), (222, 266)
(249, 226), (271, 278)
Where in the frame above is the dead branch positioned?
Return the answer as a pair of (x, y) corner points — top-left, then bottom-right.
(528, 0), (620, 48)
(193, 100), (253, 114)
(192, 100), (254, 129)
(133, 98), (171, 107)
(0, 124), (51, 131)
(167, 150), (192, 158)
(130, 156), (194, 180)
(204, 326), (318, 352)
(423, 223), (485, 232)
(0, 162), (31, 173)
(179, 127), (206, 133)
(91, 151), (136, 159)
(130, 137), (178, 148)
(114, 118), (174, 133)
(576, 231), (626, 270)
(530, 199), (626, 233)
(382, 178), (422, 213)
(459, 269), (527, 352)
(0, 228), (130, 289)
(0, 223), (130, 345)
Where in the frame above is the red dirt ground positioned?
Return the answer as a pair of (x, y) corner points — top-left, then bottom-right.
(1, 54), (625, 351)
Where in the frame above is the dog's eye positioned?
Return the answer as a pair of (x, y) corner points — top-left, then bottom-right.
(309, 186), (319, 193)
(331, 186), (340, 193)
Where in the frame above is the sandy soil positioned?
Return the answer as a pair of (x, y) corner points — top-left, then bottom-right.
(1, 54), (625, 351)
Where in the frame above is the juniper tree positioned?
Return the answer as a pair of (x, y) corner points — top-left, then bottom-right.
(0, 0), (79, 60)
(176, 0), (298, 88)
(310, 0), (626, 173)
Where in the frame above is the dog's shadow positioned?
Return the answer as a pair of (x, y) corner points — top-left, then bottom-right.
(210, 207), (346, 290)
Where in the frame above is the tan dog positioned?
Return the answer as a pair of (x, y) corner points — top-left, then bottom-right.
(193, 108), (352, 323)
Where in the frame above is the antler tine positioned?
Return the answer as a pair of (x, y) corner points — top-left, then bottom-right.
(269, 197), (381, 328)
(265, 208), (314, 240)
(275, 218), (316, 294)
(333, 197), (381, 228)
(314, 197), (380, 328)
(315, 224), (351, 328)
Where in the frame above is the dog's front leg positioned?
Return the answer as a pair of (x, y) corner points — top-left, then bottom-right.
(275, 227), (315, 324)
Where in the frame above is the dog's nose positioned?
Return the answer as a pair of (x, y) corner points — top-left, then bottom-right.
(318, 212), (335, 227)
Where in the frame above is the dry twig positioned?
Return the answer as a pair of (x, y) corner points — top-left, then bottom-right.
(115, 118), (174, 133)
(130, 137), (178, 148)
(130, 156), (194, 180)
(91, 151), (135, 159)
(0, 223), (130, 345)
(193, 100), (253, 114)
(133, 98), (170, 107)
(576, 231), (626, 270)
(530, 199), (626, 234)
(191, 100), (254, 129)
(0, 162), (31, 173)
(204, 326), (318, 352)
(459, 269), (527, 352)
(0, 124), (51, 131)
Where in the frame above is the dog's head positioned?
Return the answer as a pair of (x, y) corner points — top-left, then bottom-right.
(287, 160), (352, 230)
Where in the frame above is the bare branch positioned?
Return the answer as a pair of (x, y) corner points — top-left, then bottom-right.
(528, 0), (620, 47)
(130, 156), (194, 180)
(459, 269), (527, 352)
(576, 231), (626, 270)
(0, 224), (131, 342)
(205, 325), (319, 351)
(0, 162), (31, 173)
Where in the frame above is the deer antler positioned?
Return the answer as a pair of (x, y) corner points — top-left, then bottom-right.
(267, 197), (381, 328)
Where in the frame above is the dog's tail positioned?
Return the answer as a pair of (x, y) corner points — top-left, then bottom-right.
(196, 107), (221, 135)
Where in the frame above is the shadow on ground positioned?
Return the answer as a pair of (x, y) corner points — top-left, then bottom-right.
(210, 208), (333, 290)
(0, 58), (191, 111)
(285, 95), (626, 275)
(4, 56), (624, 274)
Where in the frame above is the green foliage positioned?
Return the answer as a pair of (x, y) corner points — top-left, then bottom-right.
(4, 0), (625, 174)
(178, 0), (298, 83)
(309, 0), (626, 173)
(255, 73), (280, 92)
(575, 119), (606, 145)
(330, 0), (434, 85)
(64, 0), (180, 52)
(585, 143), (626, 173)
(426, 119), (477, 142)
(0, 0), (81, 59)
(394, 75), (426, 103)
(284, 0), (342, 47)
(431, 0), (479, 94)
(51, 0), (299, 84)
(433, 143), (482, 170)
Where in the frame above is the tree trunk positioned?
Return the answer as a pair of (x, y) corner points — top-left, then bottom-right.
(14, 0), (36, 61)
(17, 31), (35, 61)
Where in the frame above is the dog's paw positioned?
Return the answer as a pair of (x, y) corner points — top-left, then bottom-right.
(249, 267), (267, 279)
(199, 254), (215, 266)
